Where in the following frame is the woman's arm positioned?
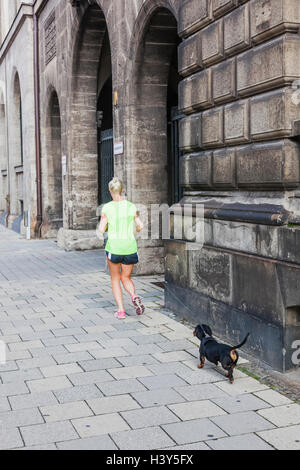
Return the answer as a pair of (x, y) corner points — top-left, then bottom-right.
(134, 212), (144, 233)
(99, 213), (108, 233)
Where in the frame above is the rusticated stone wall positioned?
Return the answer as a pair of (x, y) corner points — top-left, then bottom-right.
(177, 0), (300, 193)
(164, 0), (300, 372)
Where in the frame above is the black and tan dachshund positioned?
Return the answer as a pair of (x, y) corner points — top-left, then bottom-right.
(193, 324), (250, 383)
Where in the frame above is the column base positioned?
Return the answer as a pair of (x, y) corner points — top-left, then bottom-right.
(57, 228), (104, 251)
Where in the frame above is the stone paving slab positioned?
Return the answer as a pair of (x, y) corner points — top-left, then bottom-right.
(162, 418), (227, 444)
(0, 225), (299, 450)
(208, 433), (274, 450)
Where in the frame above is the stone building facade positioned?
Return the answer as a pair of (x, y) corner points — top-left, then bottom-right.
(0, 0), (300, 372)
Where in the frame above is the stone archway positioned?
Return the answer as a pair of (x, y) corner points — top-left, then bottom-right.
(43, 88), (63, 236)
(128, 6), (181, 206)
(10, 71), (24, 220)
(68, 1), (112, 230)
(0, 89), (8, 216)
(127, 5), (181, 274)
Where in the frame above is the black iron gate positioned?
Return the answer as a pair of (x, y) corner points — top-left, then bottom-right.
(169, 106), (184, 204)
(99, 128), (114, 204)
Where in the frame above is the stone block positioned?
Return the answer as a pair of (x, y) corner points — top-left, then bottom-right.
(257, 425), (300, 450)
(250, 88), (300, 141)
(138, 374), (187, 390)
(169, 400), (226, 420)
(120, 406), (179, 429)
(236, 140), (300, 189)
(72, 413), (130, 438)
(40, 401), (93, 423)
(178, 32), (202, 77)
(165, 239), (188, 288)
(0, 428), (23, 450)
(213, 57), (236, 104)
(57, 228), (104, 251)
(250, 0), (300, 45)
(96, 378), (147, 396)
(212, 393), (270, 414)
(132, 388), (185, 408)
(224, 99), (250, 144)
(237, 36), (300, 96)
(212, 0), (238, 19)
(20, 421), (78, 447)
(215, 377), (269, 396)
(212, 147), (236, 188)
(57, 435), (117, 450)
(87, 394), (140, 415)
(180, 152), (213, 189)
(107, 365), (153, 380)
(162, 418), (227, 444)
(224, 3), (250, 56)
(232, 254), (284, 325)
(178, 69), (212, 114)
(179, 0), (213, 38)
(54, 384), (103, 404)
(201, 19), (224, 66)
(111, 426), (174, 450)
(211, 411), (274, 436)
(202, 107), (224, 147)
(209, 433), (273, 450)
(258, 404), (300, 427)
(188, 247), (232, 302)
(179, 113), (202, 152)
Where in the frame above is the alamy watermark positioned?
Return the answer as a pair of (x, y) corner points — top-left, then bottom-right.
(96, 203), (205, 251)
(291, 340), (300, 366)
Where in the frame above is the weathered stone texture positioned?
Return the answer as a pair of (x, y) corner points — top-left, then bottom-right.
(179, 0), (213, 38)
(224, 3), (250, 56)
(178, 32), (202, 77)
(250, 89), (300, 141)
(201, 107), (224, 148)
(201, 19), (224, 66)
(212, 0), (238, 19)
(237, 36), (300, 96)
(224, 99), (250, 144)
(179, 114), (202, 152)
(178, 69), (212, 114)
(212, 58), (236, 104)
(212, 147), (236, 188)
(236, 140), (300, 189)
(250, 0), (300, 44)
(180, 152), (213, 189)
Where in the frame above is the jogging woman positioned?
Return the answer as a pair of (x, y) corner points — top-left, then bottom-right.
(99, 177), (145, 319)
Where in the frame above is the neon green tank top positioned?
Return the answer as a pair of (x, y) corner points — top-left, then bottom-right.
(101, 200), (138, 255)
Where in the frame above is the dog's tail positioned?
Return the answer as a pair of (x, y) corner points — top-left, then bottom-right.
(232, 332), (250, 350)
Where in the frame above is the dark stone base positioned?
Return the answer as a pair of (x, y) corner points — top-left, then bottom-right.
(165, 281), (284, 371)
(165, 239), (300, 373)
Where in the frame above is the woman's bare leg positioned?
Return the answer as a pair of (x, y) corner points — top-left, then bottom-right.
(107, 258), (124, 311)
(120, 264), (135, 297)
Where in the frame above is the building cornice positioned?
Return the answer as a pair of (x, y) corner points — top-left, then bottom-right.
(0, 3), (33, 65)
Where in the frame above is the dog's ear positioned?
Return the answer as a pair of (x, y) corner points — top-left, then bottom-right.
(203, 324), (212, 336)
(193, 329), (197, 336)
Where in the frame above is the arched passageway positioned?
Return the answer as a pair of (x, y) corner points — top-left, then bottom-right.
(69, 2), (113, 229)
(11, 72), (24, 220)
(45, 89), (63, 233)
(130, 7), (182, 207)
(0, 90), (8, 217)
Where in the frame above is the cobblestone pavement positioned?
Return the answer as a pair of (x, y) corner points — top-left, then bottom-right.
(0, 225), (300, 450)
